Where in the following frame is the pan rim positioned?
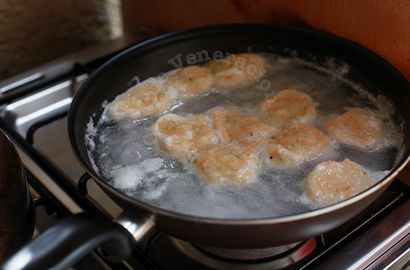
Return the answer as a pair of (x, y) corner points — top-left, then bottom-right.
(68, 23), (410, 225)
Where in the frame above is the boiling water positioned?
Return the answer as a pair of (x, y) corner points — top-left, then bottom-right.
(87, 54), (403, 219)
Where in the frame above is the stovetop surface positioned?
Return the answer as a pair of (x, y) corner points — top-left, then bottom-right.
(0, 36), (409, 270)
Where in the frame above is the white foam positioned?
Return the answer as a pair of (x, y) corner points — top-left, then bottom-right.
(111, 164), (145, 189)
(110, 157), (169, 198)
(85, 118), (100, 174)
(85, 119), (97, 151)
(141, 158), (164, 173)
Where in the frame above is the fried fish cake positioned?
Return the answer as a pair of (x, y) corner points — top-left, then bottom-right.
(153, 113), (220, 160)
(207, 53), (266, 88)
(164, 65), (214, 98)
(324, 107), (385, 150)
(107, 80), (173, 120)
(266, 124), (333, 169)
(195, 142), (260, 184)
(212, 107), (272, 147)
(305, 159), (372, 206)
(261, 89), (317, 129)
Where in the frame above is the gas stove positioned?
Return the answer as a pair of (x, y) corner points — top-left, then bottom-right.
(0, 34), (409, 270)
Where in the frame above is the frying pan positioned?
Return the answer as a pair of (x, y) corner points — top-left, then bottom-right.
(3, 24), (410, 270)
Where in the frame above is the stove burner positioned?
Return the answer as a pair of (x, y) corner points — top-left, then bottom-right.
(171, 238), (316, 269)
(195, 242), (300, 261)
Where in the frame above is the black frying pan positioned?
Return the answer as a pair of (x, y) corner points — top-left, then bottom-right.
(3, 24), (410, 270)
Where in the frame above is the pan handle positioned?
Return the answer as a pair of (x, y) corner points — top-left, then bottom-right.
(1, 212), (135, 270)
(115, 211), (156, 248)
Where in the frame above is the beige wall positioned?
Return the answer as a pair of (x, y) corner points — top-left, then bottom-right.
(122, 0), (410, 80)
(0, 0), (122, 80)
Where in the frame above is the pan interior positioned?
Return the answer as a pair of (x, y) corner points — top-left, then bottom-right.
(84, 52), (404, 220)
